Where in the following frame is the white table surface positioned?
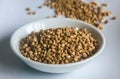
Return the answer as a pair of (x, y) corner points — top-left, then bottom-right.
(0, 0), (120, 79)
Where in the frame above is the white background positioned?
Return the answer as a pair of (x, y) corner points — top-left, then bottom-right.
(0, 0), (120, 79)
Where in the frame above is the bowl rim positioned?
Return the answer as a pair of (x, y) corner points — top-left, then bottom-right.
(10, 18), (106, 67)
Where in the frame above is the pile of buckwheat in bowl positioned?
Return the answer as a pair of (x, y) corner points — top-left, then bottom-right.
(19, 27), (99, 64)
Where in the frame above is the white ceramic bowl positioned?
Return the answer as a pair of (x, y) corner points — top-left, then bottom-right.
(10, 18), (105, 73)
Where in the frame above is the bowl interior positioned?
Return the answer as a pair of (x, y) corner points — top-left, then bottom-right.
(10, 18), (105, 66)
